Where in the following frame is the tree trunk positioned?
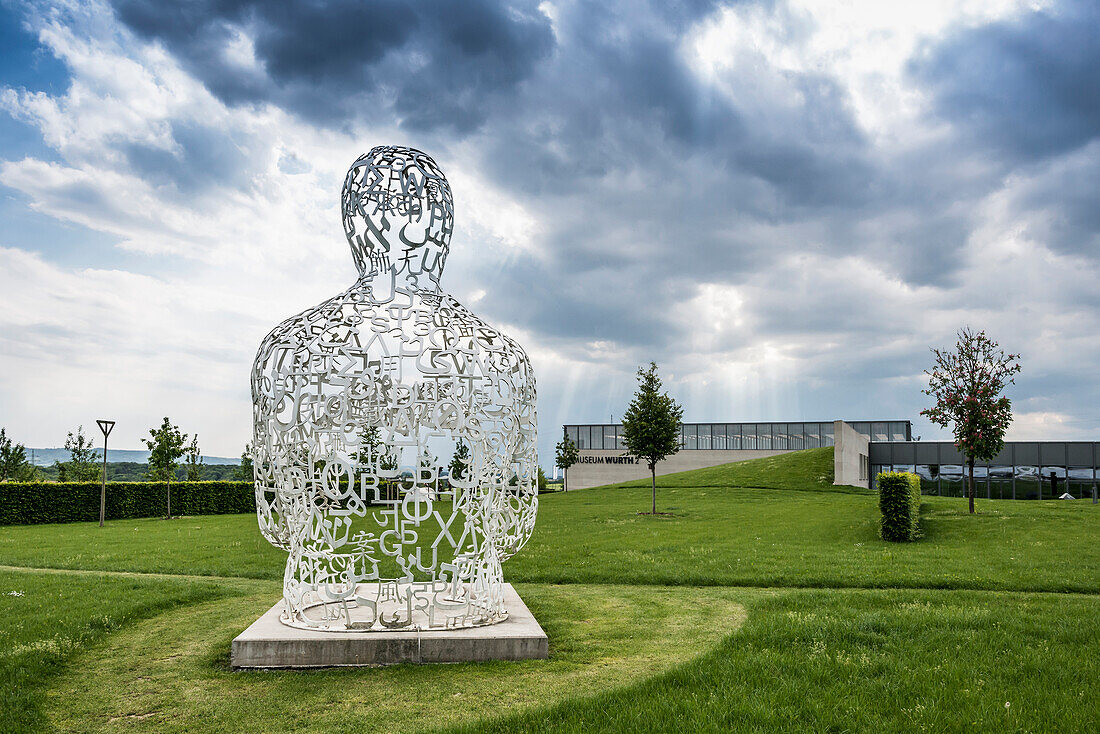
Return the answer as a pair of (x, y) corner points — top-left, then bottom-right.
(564, 466), (568, 492)
(651, 463), (656, 515)
(167, 474), (172, 519)
(967, 457), (975, 514)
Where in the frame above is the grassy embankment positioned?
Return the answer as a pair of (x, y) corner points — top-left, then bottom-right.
(0, 447), (1097, 732)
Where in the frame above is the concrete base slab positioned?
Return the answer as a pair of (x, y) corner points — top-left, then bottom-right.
(231, 583), (547, 668)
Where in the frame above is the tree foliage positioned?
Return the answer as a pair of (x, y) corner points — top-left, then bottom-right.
(143, 418), (188, 482)
(554, 431), (579, 491)
(354, 426), (398, 471)
(420, 446), (438, 477)
(353, 425), (399, 499)
(185, 435), (205, 481)
(449, 440), (470, 483)
(142, 417), (188, 518)
(56, 426), (100, 482)
(379, 450), (399, 473)
(0, 427), (37, 482)
(621, 362), (683, 514)
(235, 442), (254, 481)
(353, 426), (379, 465)
(921, 327), (1021, 513)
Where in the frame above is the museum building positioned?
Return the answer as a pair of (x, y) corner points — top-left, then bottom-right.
(563, 420), (1100, 500)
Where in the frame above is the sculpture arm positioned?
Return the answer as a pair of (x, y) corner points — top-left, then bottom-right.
(494, 345), (539, 562)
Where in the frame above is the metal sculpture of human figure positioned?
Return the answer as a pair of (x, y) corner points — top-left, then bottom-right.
(251, 146), (538, 631)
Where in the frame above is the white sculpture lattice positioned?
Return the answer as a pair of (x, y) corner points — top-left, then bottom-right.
(251, 146), (538, 632)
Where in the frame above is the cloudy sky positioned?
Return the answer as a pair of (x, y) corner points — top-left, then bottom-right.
(1, 0), (1098, 463)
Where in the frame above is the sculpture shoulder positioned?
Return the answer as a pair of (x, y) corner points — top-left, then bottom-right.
(436, 293), (533, 370)
(253, 287), (378, 368)
(251, 286), (534, 381)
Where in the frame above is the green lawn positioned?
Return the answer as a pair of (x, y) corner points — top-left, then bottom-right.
(42, 583), (747, 734)
(0, 568), (233, 733)
(3, 482), (1096, 593)
(1, 448), (1097, 732)
(616, 446), (856, 492)
(457, 588), (1099, 734)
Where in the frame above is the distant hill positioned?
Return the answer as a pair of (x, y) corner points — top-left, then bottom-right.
(27, 448), (241, 467)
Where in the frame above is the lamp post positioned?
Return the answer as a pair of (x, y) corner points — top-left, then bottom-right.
(96, 420), (115, 527)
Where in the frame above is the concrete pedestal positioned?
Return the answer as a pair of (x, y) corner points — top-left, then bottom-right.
(231, 584), (547, 668)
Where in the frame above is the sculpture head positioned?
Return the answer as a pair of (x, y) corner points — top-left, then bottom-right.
(341, 145), (454, 290)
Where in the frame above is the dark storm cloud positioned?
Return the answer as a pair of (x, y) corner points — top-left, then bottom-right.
(101, 0), (1100, 399)
(911, 1), (1100, 163)
(1011, 142), (1100, 263)
(473, 255), (696, 350)
(110, 0), (554, 132)
(475, 0), (869, 210)
(907, 0), (1100, 264)
(427, 0), (897, 363)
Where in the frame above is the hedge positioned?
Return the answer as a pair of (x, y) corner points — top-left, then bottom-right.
(878, 471), (922, 542)
(0, 481), (255, 526)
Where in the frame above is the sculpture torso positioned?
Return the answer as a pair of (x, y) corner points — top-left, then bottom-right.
(251, 146), (537, 631)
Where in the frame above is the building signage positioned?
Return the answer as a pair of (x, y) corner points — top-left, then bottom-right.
(578, 455), (640, 465)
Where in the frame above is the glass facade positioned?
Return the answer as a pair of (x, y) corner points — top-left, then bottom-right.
(1069, 467), (1097, 501)
(565, 422), (1099, 502)
(870, 441), (1100, 500)
(990, 465), (1013, 500)
(564, 420), (912, 452)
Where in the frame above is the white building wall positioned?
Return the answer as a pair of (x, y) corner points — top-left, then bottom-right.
(832, 419), (870, 488)
(565, 448), (794, 490)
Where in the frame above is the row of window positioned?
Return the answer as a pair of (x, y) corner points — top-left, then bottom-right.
(872, 464), (1100, 500)
(564, 420), (911, 452)
(869, 440), (1099, 467)
(846, 421), (912, 442)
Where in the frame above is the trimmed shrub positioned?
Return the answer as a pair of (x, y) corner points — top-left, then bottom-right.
(878, 471), (922, 542)
(0, 481), (254, 526)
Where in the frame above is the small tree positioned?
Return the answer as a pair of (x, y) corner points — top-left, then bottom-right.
(921, 328), (1021, 514)
(235, 442), (254, 480)
(56, 426), (100, 482)
(449, 441), (470, 485)
(143, 417), (188, 518)
(379, 450), (399, 501)
(554, 430), (579, 491)
(353, 426), (380, 465)
(185, 435), (205, 481)
(0, 428), (36, 482)
(379, 452), (399, 472)
(621, 362), (683, 514)
(537, 466), (549, 492)
(357, 426), (399, 500)
(420, 446), (438, 488)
